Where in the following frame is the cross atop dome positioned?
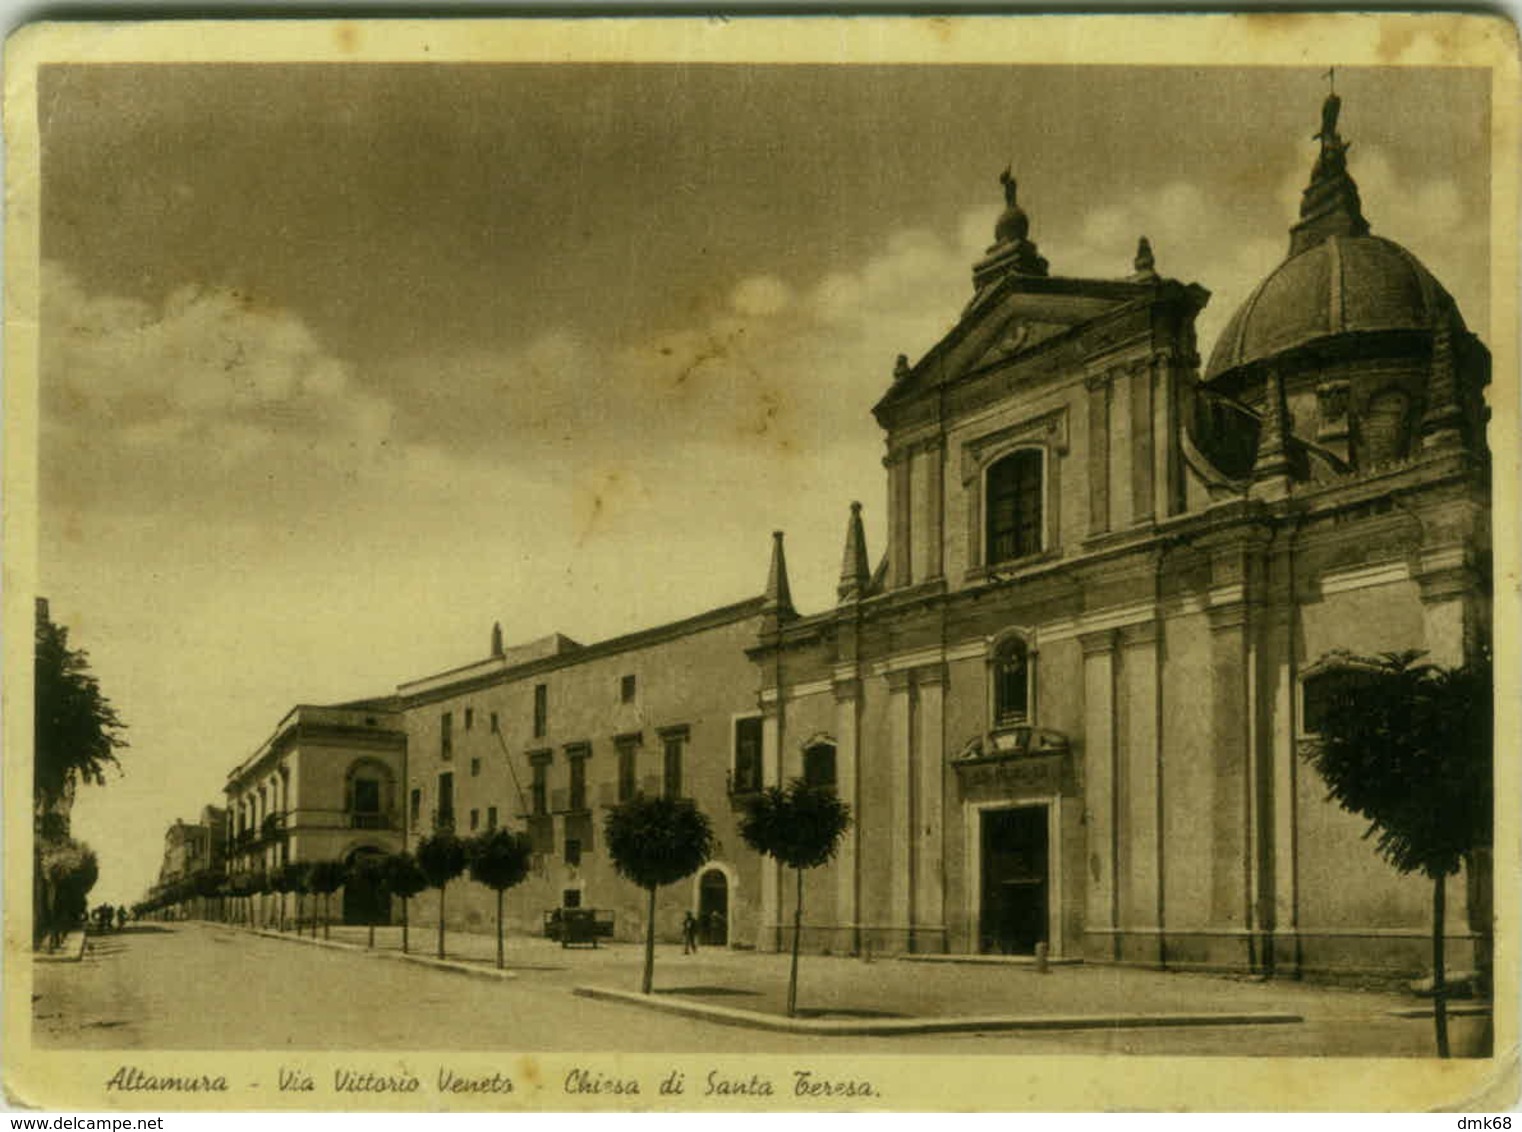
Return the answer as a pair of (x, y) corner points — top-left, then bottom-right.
(1289, 82), (1370, 257)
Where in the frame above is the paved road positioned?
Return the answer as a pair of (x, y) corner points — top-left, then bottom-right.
(31, 922), (1489, 1057)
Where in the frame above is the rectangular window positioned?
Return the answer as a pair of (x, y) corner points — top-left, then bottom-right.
(410, 787), (422, 827)
(616, 739), (638, 802)
(465, 707), (474, 731)
(569, 756), (587, 812)
(437, 772), (454, 829)
(441, 712), (453, 760)
(564, 839), (582, 867)
(562, 888), (582, 909)
(733, 717), (763, 795)
(620, 674), (637, 703)
(487, 805), (498, 831)
(531, 760), (548, 817)
(662, 733), (685, 799)
(490, 711), (499, 734)
(803, 743), (838, 790)
(469, 808), (480, 832)
(987, 448), (1045, 564)
(533, 684), (548, 738)
(470, 757), (481, 778)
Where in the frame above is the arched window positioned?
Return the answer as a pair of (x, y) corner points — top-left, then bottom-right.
(803, 742), (837, 790)
(994, 636), (1031, 726)
(986, 449), (1044, 564)
(345, 758), (395, 830)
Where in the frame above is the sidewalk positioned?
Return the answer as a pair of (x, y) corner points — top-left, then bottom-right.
(296, 921), (1430, 1028)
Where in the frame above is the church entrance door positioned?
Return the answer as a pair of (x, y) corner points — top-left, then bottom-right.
(979, 805), (1048, 955)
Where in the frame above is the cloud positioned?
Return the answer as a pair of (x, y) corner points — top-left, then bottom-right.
(42, 264), (398, 514)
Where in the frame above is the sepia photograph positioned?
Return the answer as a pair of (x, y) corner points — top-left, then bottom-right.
(4, 15), (1517, 1112)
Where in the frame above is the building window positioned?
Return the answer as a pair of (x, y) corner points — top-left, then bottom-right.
(564, 839), (583, 867)
(616, 737), (639, 802)
(531, 759), (548, 817)
(569, 755), (587, 812)
(803, 742), (837, 790)
(470, 757), (481, 778)
(562, 888), (582, 909)
(533, 684), (548, 738)
(465, 707), (474, 731)
(441, 712), (453, 760)
(410, 788), (421, 827)
(986, 448), (1044, 564)
(732, 717), (763, 795)
(662, 731), (687, 799)
(490, 711), (499, 734)
(436, 772), (455, 830)
(469, 808), (480, 832)
(994, 636), (1031, 725)
(620, 674), (637, 703)
(487, 805), (498, 831)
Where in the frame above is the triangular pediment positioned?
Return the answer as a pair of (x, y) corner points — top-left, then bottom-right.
(876, 274), (1157, 417)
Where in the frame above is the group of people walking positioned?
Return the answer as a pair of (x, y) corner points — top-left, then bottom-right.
(681, 909), (725, 954)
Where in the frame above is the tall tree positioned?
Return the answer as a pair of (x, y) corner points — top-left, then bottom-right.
(306, 860), (347, 940)
(383, 853), (429, 954)
(604, 794), (714, 994)
(740, 779), (852, 1018)
(466, 830), (535, 969)
(415, 833), (469, 959)
(34, 601), (128, 819)
(1301, 650), (1492, 1058)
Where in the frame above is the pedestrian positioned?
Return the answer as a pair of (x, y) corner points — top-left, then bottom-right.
(682, 910), (699, 954)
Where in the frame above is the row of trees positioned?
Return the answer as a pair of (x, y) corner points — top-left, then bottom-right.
(605, 780), (851, 1016)
(34, 601), (127, 949)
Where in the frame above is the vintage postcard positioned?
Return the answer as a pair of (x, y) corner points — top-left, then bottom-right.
(4, 14), (1518, 1113)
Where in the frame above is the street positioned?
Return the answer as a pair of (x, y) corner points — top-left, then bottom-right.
(31, 922), (1491, 1057)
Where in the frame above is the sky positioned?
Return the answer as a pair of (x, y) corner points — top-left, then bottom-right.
(33, 62), (1491, 905)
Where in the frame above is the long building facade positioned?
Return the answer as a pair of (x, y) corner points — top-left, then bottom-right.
(204, 91), (1490, 978)
(398, 600), (767, 947)
(751, 93), (1491, 974)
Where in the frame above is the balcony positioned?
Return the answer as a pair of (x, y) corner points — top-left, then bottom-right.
(431, 809), (456, 833)
(348, 811), (394, 831)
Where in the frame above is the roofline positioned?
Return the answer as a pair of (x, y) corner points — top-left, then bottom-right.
(225, 701), (404, 785)
(397, 595), (767, 707)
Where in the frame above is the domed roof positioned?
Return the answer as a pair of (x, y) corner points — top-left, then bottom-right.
(1204, 234), (1460, 381)
(1205, 88), (1467, 385)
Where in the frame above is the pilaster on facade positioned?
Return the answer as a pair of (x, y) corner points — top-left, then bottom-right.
(1414, 544), (1484, 666)
(832, 669), (863, 954)
(1085, 369), (1113, 538)
(885, 666), (916, 942)
(1078, 627), (1119, 959)
(911, 662), (947, 950)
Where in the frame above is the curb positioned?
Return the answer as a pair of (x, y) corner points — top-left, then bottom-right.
(1388, 1004), (1492, 1019)
(572, 985), (1304, 1036)
(250, 926), (516, 981)
(34, 930), (88, 964)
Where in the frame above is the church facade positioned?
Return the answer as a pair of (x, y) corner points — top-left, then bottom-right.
(749, 93), (1491, 975)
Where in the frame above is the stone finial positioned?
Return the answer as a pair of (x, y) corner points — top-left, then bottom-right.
(491, 621), (504, 658)
(978, 168), (1049, 283)
(1131, 236), (1158, 282)
(837, 502), (871, 605)
(761, 530), (797, 633)
(894, 354), (911, 383)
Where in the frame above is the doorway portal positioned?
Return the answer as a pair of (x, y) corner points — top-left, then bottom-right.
(697, 868), (729, 946)
(979, 805), (1048, 955)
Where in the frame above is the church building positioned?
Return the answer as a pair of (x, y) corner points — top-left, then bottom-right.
(749, 91), (1491, 975)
